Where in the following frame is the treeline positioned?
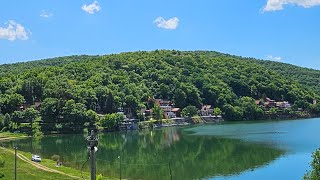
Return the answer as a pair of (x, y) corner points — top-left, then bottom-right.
(1, 50), (320, 134)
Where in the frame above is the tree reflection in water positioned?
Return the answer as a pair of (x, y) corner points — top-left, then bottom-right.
(2, 127), (284, 180)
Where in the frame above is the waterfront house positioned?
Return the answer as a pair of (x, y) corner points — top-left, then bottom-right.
(276, 101), (291, 109)
(154, 99), (171, 106)
(264, 98), (276, 108)
(171, 108), (181, 118)
(200, 105), (213, 116)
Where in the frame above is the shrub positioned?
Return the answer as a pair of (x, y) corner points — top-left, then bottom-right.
(51, 154), (60, 161)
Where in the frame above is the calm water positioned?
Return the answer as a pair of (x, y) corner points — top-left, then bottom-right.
(2, 118), (320, 180)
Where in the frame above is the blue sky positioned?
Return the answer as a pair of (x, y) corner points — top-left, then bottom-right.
(0, 0), (320, 69)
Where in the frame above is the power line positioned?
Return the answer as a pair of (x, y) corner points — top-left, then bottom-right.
(81, 156), (90, 180)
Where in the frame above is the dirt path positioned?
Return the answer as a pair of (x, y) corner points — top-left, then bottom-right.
(0, 137), (21, 141)
(0, 147), (82, 179)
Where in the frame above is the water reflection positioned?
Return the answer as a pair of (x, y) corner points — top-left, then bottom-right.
(2, 126), (284, 180)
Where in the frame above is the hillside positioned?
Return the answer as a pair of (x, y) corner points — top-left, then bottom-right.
(255, 60), (320, 94)
(1, 50), (320, 133)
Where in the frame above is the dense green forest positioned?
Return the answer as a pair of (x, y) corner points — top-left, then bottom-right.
(1, 50), (320, 134)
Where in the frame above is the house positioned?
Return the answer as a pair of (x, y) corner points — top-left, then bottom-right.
(154, 99), (171, 107)
(120, 118), (139, 130)
(276, 101), (291, 109)
(123, 108), (133, 119)
(154, 99), (176, 119)
(34, 101), (42, 110)
(201, 105), (213, 116)
(265, 98), (276, 107)
(17, 103), (31, 111)
(171, 108), (181, 118)
(255, 100), (263, 106)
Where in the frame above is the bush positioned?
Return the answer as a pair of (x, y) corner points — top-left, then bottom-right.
(304, 148), (320, 179)
(51, 154), (60, 161)
(97, 174), (103, 180)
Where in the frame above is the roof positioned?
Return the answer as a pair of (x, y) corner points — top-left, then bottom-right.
(172, 108), (180, 112)
(201, 105), (212, 110)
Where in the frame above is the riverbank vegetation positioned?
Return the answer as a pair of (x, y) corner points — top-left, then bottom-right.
(304, 148), (320, 180)
(1, 50), (320, 134)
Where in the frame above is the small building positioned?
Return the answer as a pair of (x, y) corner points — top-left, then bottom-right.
(265, 98), (276, 107)
(201, 105), (213, 116)
(171, 108), (181, 118)
(276, 101), (291, 109)
(34, 101), (42, 110)
(255, 100), (263, 106)
(155, 99), (171, 106)
(120, 119), (139, 130)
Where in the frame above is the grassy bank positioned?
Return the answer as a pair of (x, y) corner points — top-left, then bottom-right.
(0, 148), (83, 180)
(1, 146), (118, 180)
(0, 132), (27, 139)
(18, 151), (91, 179)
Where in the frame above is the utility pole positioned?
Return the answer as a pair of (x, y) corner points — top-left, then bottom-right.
(87, 129), (98, 180)
(14, 145), (17, 180)
(119, 155), (122, 180)
(168, 162), (172, 180)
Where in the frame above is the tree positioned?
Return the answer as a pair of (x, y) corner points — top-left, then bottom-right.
(173, 88), (187, 108)
(0, 155), (4, 178)
(3, 114), (11, 131)
(152, 104), (163, 121)
(269, 107), (278, 118)
(100, 113), (124, 130)
(213, 107), (222, 116)
(238, 97), (264, 120)
(222, 104), (243, 121)
(182, 106), (198, 118)
(11, 111), (24, 127)
(62, 100), (87, 132)
(0, 115), (3, 130)
(1, 94), (24, 114)
(86, 109), (98, 126)
(304, 148), (320, 180)
(24, 108), (40, 136)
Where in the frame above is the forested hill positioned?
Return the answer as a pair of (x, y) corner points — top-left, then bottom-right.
(0, 50), (320, 123)
(254, 60), (320, 94)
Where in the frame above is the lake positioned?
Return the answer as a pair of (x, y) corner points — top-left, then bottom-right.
(2, 118), (320, 180)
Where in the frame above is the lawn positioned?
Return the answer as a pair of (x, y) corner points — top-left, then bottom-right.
(0, 148), (78, 180)
(0, 132), (28, 139)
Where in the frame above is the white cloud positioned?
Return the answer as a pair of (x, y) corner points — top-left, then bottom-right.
(82, 1), (101, 14)
(154, 17), (179, 30)
(0, 20), (29, 41)
(263, 0), (320, 12)
(266, 55), (283, 61)
(40, 10), (53, 18)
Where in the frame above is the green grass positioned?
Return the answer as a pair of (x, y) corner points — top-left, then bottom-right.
(0, 134), (117, 179)
(0, 148), (78, 180)
(18, 151), (91, 179)
(0, 132), (28, 139)
(1, 149), (117, 180)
